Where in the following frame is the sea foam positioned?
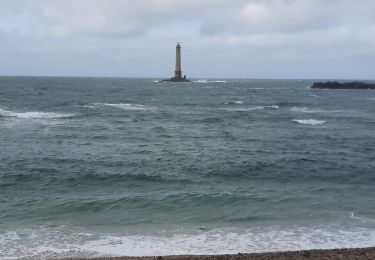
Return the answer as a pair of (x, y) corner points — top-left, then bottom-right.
(222, 105), (279, 112)
(291, 107), (340, 114)
(92, 103), (156, 111)
(292, 119), (326, 125)
(291, 107), (324, 113)
(194, 79), (227, 83)
(224, 100), (243, 105)
(4, 225), (375, 259)
(0, 108), (74, 119)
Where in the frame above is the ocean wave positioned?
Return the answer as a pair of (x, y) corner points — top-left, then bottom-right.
(350, 212), (375, 224)
(224, 100), (243, 105)
(277, 101), (306, 107)
(4, 224), (375, 259)
(291, 107), (323, 113)
(92, 103), (156, 111)
(291, 107), (340, 113)
(0, 108), (75, 119)
(200, 117), (225, 124)
(79, 105), (97, 109)
(292, 119), (326, 125)
(222, 105), (279, 112)
(194, 79), (227, 83)
(249, 87), (288, 90)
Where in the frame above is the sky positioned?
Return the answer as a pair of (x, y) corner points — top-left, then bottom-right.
(0, 0), (375, 79)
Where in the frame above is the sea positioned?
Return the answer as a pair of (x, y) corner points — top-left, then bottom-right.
(0, 77), (375, 259)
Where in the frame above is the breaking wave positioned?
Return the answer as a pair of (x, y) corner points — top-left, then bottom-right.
(222, 105), (279, 112)
(0, 108), (75, 119)
(291, 107), (325, 113)
(292, 119), (326, 125)
(92, 103), (156, 111)
(291, 107), (340, 114)
(3, 224), (375, 259)
(194, 79), (227, 83)
(224, 100), (243, 105)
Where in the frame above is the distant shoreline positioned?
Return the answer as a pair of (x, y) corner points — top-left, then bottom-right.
(72, 247), (375, 260)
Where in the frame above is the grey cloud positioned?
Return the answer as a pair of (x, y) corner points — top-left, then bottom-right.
(2, 0), (375, 37)
(0, 0), (374, 79)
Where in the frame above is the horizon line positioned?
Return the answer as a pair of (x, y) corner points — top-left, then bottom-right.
(0, 75), (375, 81)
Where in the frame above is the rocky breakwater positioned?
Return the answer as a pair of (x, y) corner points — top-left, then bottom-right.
(311, 81), (375, 89)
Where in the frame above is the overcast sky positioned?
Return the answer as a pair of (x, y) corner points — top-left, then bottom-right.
(0, 0), (375, 79)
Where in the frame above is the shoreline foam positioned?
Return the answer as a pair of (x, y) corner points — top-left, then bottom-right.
(64, 247), (375, 260)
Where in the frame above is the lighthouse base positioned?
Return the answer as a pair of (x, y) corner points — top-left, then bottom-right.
(160, 75), (191, 82)
(160, 77), (191, 82)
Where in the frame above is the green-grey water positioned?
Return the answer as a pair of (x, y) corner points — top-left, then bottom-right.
(0, 77), (375, 259)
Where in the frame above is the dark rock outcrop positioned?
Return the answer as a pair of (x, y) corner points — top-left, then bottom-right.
(311, 81), (375, 89)
(160, 77), (191, 82)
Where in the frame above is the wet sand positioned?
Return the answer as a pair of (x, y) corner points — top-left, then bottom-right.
(69, 247), (375, 260)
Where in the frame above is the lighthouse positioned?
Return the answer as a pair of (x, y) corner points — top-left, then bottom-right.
(174, 42), (182, 79)
(161, 42), (190, 82)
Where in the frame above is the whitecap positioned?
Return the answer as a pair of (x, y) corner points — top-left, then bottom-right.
(292, 119), (326, 125)
(0, 108), (74, 119)
(212, 80), (227, 83)
(93, 103), (156, 111)
(223, 107), (263, 112)
(79, 105), (97, 109)
(291, 107), (341, 114)
(194, 79), (227, 83)
(224, 100), (243, 105)
(194, 79), (207, 83)
(291, 107), (324, 113)
(222, 105), (278, 112)
(4, 225), (375, 259)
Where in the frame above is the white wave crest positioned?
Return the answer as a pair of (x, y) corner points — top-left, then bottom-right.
(80, 105), (97, 109)
(212, 80), (227, 83)
(92, 103), (156, 111)
(292, 119), (326, 125)
(291, 107), (340, 113)
(3, 224), (375, 259)
(291, 107), (324, 113)
(0, 108), (74, 119)
(223, 105), (279, 112)
(224, 100), (243, 105)
(194, 79), (227, 83)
